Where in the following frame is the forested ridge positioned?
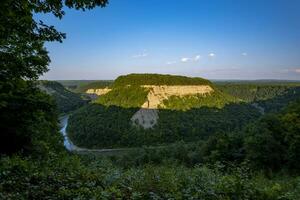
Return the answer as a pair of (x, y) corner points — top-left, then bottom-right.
(57, 80), (113, 93)
(216, 83), (300, 102)
(113, 73), (213, 87)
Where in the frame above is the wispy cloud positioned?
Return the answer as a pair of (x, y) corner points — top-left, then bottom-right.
(208, 53), (215, 57)
(181, 57), (190, 62)
(132, 50), (148, 58)
(180, 55), (201, 63)
(242, 52), (247, 56)
(194, 55), (201, 61)
(166, 61), (177, 65)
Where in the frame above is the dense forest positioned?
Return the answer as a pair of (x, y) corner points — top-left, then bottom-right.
(163, 89), (237, 110)
(96, 85), (149, 108)
(113, 73), (213, 87)
(216, 82), (300, 102)
(1, 0), (300, 199)
(68, 103), (260, 148)
(68, 75), (300, 149)
(1, 98), (300, 199)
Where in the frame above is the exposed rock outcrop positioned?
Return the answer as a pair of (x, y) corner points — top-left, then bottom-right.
(131, 85), (214, 128)
(131, 109), (159, 129)
(86, 88), (111, 96)
(141, 85), (213, 109)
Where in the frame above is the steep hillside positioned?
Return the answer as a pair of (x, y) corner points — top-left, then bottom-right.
(39, 81), (86, 113)
(68, 75), (300, 149)
(67, 74), (259, 148)
(89, 74), (237, 128)
(94, 74), (233, 109)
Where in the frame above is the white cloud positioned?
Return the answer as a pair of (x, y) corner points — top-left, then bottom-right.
(180, 55), (201, 63)
(295, 68), (300, 73)
(242, 52), (247, 56)
(132, 51), (148, 58)
(208, 53), (215, 57)
(166, 61), (177, 65)
(194, 55), (201, 61)
(181, 57), (190, 62)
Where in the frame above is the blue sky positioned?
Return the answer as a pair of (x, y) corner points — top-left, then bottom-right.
(40, 0), (300, 80)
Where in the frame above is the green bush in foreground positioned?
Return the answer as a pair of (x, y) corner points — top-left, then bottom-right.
(1, 154), (299, 200)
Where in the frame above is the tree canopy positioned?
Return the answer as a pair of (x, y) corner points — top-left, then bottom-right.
(0, 0), (108, 154)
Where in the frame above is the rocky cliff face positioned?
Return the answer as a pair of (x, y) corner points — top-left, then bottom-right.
(141, 85), (213, 109)
(86, 88), (111, 96)
(85, 85), (214, 129)
(132, 85), (214, 129)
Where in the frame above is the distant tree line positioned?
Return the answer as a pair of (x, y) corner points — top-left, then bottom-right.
(216, 83), (300, 102)
(113, 73), (213, 87)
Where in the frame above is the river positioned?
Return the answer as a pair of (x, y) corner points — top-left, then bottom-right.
(59, 116), (77, 151)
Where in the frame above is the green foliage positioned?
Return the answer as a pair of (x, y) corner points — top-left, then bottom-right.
(113, 73), (213, 87)
(0, 81), (63, 154)
(163, 89), (238, 110)
(40, 81), (86, 113)
(0, 0), (108, 155)
(68, 103), (260, 148)
(1, 154), (300, 199)
(1, 1), (300, 198)
(257, 87), (300, 113)
(244, 99), (300, 171)
(68, 104), (138, 148)
(96, 86), (149, 108)
(216, 83), (299, 102)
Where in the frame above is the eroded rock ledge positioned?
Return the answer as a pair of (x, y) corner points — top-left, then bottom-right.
(85, 85), (214, 129)
(86, 88), (111, 96)
(132, 85), (214, 128)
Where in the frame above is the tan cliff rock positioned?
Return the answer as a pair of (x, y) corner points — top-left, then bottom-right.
(141, 85), (213, 109)
(86, 88), (111, 96)
(132, 85), (214, 129)
(85, 85), (214, 129)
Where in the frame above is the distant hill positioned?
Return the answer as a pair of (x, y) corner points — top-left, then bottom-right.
(39, 81), (86, 114)
(94, 73), (235, 109)
(68, 74), (300, 149)
(67, 74), (258, 149)
(216, 83), (300, 103)
(57, 80), (113, 93)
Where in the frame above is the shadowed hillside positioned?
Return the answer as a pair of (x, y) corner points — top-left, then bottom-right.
(39, 81), (87, 113)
